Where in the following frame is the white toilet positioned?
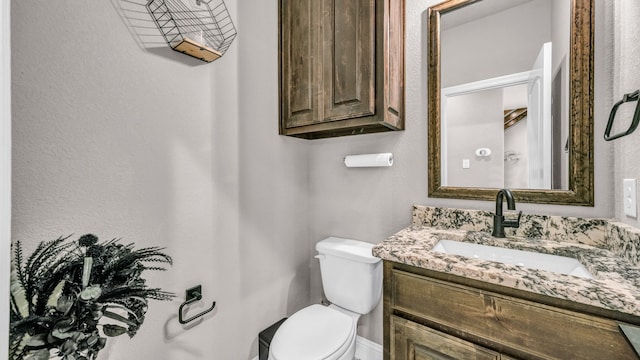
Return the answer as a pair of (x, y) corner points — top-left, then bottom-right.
(268, 237), (382, 360)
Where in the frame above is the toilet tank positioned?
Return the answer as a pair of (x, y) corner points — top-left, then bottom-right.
(315, 237), (382, 315)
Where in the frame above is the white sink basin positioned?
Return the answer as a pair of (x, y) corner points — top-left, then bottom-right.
(432, 240), (594, 279)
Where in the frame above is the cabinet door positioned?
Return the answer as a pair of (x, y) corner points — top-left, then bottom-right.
(382, 0), (404, 128)
(322, 0), (376, 121)
(499, 355), (521, 360)
(279, 0), (404, 138)
(280, 0), (322, 128)
(391, 316), (500, 360)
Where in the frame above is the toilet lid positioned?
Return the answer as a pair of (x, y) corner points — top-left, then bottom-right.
(270, 305), (355, 360)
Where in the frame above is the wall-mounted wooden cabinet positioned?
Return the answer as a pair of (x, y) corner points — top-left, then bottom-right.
(278, 0), (404, 139)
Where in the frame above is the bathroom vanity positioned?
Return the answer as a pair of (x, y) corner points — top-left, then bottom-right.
(384, 262), (637, 359)
(374, 206), (640, 360)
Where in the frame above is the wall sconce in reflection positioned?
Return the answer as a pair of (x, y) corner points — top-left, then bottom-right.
(475, 148), (491, 157)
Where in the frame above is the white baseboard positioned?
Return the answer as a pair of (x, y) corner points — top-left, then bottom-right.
(354, 336), (383, 360)
(251, 335), (382, 360)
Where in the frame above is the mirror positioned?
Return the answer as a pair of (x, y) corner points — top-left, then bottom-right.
(428, 0), (594, 205)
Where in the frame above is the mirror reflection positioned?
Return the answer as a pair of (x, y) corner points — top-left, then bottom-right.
(439, 0), (570, 190)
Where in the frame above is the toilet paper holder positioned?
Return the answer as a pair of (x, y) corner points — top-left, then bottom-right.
(343, 153), (394, 167)
(178, 285), (216, 324)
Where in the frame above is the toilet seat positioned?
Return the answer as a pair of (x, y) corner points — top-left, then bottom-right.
(269, 304), (356, 360)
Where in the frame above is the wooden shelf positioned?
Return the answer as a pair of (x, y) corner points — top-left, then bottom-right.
(172, 38), (222, 63)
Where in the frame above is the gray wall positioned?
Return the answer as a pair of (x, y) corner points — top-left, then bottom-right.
(441, 0), (552, 88)
(10, 0), (633, 357)
(446, 89), (504, 188)
(612, 1), (640, 228)
(11, 1), (310, 359)
(504, 118), (529, 189)
(0, 1), (10, 356)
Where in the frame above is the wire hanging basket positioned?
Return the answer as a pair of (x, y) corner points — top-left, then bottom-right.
(146, 0), (237, 62)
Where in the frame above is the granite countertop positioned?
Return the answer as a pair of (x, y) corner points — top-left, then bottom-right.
(373, 225), (640, 317)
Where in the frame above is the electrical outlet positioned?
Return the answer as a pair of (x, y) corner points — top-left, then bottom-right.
(462, 159), (470, 169)
(624, 179), (637, 218)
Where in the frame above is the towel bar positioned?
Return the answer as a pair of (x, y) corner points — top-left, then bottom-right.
(605, 89), (640, 141)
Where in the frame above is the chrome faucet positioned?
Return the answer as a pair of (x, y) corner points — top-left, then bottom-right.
(492, 189), (522, 238)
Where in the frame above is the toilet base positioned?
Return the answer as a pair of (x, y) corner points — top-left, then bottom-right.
(259, 318), (287, 360)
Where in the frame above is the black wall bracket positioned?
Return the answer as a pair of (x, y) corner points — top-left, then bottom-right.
(178, 285), (216, 324)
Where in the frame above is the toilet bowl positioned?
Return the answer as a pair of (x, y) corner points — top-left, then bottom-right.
(268, 304), (358, 360)
(268, 237), (382, 360)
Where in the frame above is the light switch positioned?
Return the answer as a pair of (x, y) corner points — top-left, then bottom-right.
(462, 159), (470, 169)
(624, 179), (637, 218)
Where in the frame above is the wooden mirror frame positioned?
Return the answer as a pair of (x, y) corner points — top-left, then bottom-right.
(427, 0), (594, 206)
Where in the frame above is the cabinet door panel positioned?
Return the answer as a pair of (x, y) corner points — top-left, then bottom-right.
(281, 0), (321, 127)
(383, 0), (404, 127)
(392, 316), (500, 360)
(323, 0), (375, 121)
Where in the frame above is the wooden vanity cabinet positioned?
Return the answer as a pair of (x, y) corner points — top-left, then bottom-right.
(278, 0), (404, 139)
(384, 261), (640, 360)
